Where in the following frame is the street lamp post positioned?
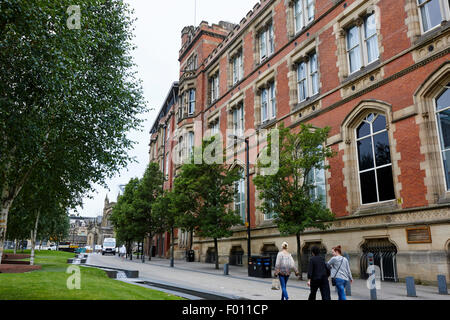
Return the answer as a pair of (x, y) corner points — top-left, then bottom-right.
(229, 135), (251, 269)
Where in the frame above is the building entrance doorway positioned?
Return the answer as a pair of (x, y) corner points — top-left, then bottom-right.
(301, 242), (327, 273)
(360, 238), (398, 282)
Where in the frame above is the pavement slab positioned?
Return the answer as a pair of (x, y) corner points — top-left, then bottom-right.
(86, 253), (450, 300)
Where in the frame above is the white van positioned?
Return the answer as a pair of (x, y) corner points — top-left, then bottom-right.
(102, 238), (116, 255)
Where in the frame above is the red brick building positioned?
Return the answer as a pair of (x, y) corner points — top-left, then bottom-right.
(149, 0), (450, 283)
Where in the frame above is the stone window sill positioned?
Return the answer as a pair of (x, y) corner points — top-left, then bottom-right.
(353, 200), (399, 216)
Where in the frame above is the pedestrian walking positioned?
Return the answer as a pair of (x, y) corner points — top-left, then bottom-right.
(120, 244), (126, 260)
(274, 241), (299, 300)
(307, 246), (331, 300)
(327, 245), (352, 300)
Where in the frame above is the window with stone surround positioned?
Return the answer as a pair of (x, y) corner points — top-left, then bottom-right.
(231, 50), (244, 85)
(209, 118), (220, 137)
(234, 167), (246, 223)
(306, 162), (326, 207)
(435, 84), (450, 190)
(188, 89), (196, 115)
(232, 103), (244, 137)
(264, 199), (276, 220)
(186, 53), (197, 71)
(356, 113), (395, 204)
(345, 13), (379, 75)
(187, 131), (194, 159)
(209, 71), (220, 104)
(297, 51), (319, 102)
(258, 22), (274, 63)
(294, 0), (315, 33)
(261, 81), (277, 123)
(417, 0), (450, 33)
(334, 3), (382, 81)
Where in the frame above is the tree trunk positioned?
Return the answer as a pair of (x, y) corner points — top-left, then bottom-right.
(189, 231), (193, 251)
(30, 210), (40, 266)
(148, 234), (153, 261)
(170, 227), (174, 267)
(0, 201), (12, 265)
(13, 239), (17, 254)
(296, 233), (302, 280)
(214, 238), (219, 270)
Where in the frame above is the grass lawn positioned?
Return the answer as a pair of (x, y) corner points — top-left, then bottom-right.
(0, 250), (185, 300)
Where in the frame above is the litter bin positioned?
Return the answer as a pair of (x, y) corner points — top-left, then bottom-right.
(248, 256), (272, 278)
(248, 256), (258, 277)
(261, 256), (272, 278)
(187, 250), (195, 262)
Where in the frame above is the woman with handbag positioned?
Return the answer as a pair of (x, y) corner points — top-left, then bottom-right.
(274, 241), (299, 300)
(327, 245), (352, 300)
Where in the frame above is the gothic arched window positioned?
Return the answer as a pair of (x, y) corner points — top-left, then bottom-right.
(356, 113), (395, 204)
(435, 84), (450, 190)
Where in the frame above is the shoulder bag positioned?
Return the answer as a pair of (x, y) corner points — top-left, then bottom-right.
(331, 257), (344, 287)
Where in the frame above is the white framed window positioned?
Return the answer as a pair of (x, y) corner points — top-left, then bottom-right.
(186, 54), (197, 71)
(188, 89), (196, 115)
(294, 0), (315, 33)
(178, 136), (184, 162)
(234, 168), (246, 223)
(346, 13), (379, 75)
(210, 72), (220, 103)
(259, 23), (274, 62)
(261, 82), (277, 123)
(355, 113), (395, 205)
(188, 131), (194, 158)
(306, 165), (326, 207)
(232, 51), (244, 85)
(232, 104), (244, 137)
(297, 52), (319, 102)
(264, 199), (276, 220)
(210, 120), (220, 136)
(417, 0), (450, 33)
(435, 84), (450, 190)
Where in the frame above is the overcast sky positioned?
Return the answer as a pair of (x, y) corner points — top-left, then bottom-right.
(75, 0), (257, 217)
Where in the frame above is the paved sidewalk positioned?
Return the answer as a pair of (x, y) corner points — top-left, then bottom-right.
(86, 253), (450, 300)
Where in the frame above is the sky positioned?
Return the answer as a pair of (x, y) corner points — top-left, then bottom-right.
(76, 0), (258, 217)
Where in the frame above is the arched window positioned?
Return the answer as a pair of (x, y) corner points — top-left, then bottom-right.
(435, 84), (450, 190)
(356, 113), (395, 204)
(234, 167), (246, 223)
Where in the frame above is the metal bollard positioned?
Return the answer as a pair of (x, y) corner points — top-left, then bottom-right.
(367, 253), (377, 300)
(437, 275), (448, 295)
(224, 263), (229, 276)
(405, 277), (417, 297)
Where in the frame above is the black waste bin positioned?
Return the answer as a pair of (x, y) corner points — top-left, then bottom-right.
(248, 256), (258, 277)
(248, 256), (272, 278)
(261, 256), (272, 278)
(187, 250), (195, 262)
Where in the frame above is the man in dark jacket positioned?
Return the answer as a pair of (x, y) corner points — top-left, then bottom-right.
(307, 246), (331, 300)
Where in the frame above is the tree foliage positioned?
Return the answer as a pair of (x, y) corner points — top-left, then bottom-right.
(253, 123), (336, 276)
(0, 0), (145, 262)
(172, 137), (243, 269)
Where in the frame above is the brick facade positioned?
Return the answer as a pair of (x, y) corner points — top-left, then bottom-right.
(149, 0), (450, 283)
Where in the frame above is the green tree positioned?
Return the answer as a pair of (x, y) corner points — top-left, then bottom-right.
(173, 138), (243, 270)
(133, 163), (165, 260)
(0, 0), (145, 263)
(152, 190), (178, 266)
(253, 123), (336, 278)
(110, 178), (141, 257)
